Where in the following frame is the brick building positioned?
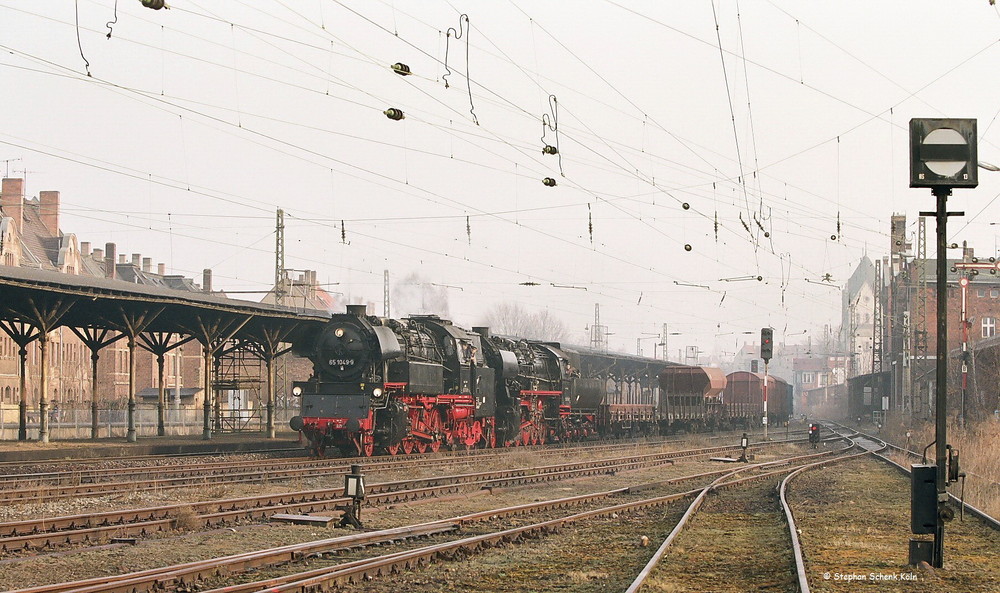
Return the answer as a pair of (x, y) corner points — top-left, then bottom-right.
(0, 177), (208, 411)
(881, 211), (1000, 421)
(0, 177), (339, 419)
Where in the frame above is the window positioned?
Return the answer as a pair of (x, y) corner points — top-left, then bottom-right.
(991, 289), (999, 298)
(983, 317), (996, 338)
(978, 288), (987, 298)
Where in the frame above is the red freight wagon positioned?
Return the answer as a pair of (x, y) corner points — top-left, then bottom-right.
(723, 371), (791, 429)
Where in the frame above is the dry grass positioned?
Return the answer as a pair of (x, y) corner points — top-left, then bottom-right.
(171, 505), (202, 531)
(883, 417), (1000, 517)
(794, 457), (1000, 592)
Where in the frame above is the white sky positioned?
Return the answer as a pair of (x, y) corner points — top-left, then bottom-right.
(2, 1), (1000, 360)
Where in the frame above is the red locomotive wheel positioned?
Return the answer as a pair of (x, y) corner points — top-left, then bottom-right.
(358, 433), (376, 457)
(385, 444), (401, 455)
(416, 441), (428, 454)
(402, 439), (415, 455)
(428, 440), (441, 453)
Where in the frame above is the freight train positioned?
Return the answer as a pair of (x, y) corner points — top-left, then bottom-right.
(656, 367), (792, 432)
(289, 306), (791, 456)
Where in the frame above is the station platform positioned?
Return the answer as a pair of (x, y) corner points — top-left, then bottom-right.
(0, 431), (303, 462)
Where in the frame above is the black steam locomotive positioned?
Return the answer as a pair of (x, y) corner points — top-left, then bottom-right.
(288, 305), (665, 456)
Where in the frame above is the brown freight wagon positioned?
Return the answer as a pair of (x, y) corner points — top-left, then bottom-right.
(657, 366), (727, 433)
(722, 371), (791, 429)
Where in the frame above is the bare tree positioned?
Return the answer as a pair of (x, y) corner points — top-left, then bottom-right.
(533, 308), (569, 342)
(482, 302), (568, 342)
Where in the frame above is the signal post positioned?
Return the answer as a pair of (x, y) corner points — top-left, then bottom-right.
(760, 327), (773, 440)
(908, 118), (977, 568)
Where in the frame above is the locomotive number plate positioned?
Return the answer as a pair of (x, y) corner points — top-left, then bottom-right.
(329, 358), (356, 366)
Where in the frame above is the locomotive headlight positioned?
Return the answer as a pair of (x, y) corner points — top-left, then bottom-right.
(372, 388), (383, 397)
(335, 328), (345, 338)
(291, 386), (303, 397)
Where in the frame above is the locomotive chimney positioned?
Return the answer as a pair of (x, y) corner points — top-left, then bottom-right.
(347, 304), (367, 317)
(472, 327), (490, 338)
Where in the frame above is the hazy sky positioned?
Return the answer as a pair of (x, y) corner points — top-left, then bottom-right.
(2, 1), (1000, 360)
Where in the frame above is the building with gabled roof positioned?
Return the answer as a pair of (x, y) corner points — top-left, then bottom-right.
(842, 255), (876, 378)
(0, 177), (207, 416)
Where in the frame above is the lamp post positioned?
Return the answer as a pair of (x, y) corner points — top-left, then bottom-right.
(909, 117), (978, 568)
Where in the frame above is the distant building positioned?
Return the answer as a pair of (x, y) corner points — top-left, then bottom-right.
(842, 255), (876, 378)
(793, 354), (848, 414)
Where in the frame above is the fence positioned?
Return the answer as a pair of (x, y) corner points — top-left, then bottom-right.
(0, 405), (299, 440)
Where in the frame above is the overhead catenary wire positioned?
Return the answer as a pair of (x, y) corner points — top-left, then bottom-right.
(0, 2), (948, 334)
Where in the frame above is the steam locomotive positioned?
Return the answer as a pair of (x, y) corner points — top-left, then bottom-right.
(289, 305), (671, 456)
(289, 306), (792, 456)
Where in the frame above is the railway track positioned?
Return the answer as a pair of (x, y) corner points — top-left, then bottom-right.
(0, 435), (808, 505)
(0, 429), (810, 489)
(780, 427), (884, 593)
(824, 421), (1000, 530)
(7, 443), (846, 593)
(623, 430), (867, 592)
(0, 440), (791, 554)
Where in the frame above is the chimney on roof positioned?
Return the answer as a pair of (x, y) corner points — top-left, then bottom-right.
(118, 254), (126, 264)
(308, 270), (317, 299)
(39, 191), (59, 237)
(157, 263), (165, 275)
(203, 269), (212, 293)
(142, 257), (152, 273)
(105, 242), (117, 279)
(131, 254), (140, 267)
(963, 242), (974, 262)
(92, 247), (103, 261)
(1, 178), (24, 235)
(80, 242), (91, 256)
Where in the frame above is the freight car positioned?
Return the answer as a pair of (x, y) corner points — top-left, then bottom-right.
(288, 306), (671, 456)
(721, 371), (792, 429)
(657, 365), (727, 433)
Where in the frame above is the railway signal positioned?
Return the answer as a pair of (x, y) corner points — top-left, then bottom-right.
(339, 464), (367, 529)
(808, 423), (820, 447)
(760, 327), (773, 439)
(909, 117), (979, 568)
(760, 328), (773, 362)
